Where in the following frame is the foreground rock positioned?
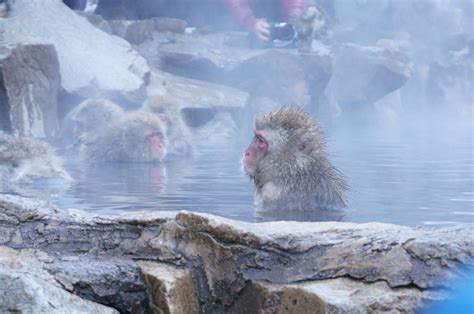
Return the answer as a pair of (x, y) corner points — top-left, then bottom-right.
(1, 0), (149, 103)
(138, 261), (199, 313)
(0, 247), (118, 313)
(0, 194), (472, 312)
(0, 44), (60, 137)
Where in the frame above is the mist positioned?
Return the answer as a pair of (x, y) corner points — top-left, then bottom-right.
(1, 0), (472, 226)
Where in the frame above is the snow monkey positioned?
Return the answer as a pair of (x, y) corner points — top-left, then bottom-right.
(143, 95), (194, 157)
(63, 98), (124, 147)
(84, 111), (168, 163)
(0, 132), (70, 184)
(242, 106), (347, 211)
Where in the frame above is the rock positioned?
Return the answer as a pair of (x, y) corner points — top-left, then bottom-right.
(0, 247), (118, 314)
(0, 270), (118, 314)
(192, 111), (239, 151)
(229, 50), (332, 110)
(1, 0), (149, 103)
(147, 71), (248, 110)
(229, 279), (433, 313)
(327, 42), (413, 107)
(139, 31), (331, 112)
(95, 0), (156, 20)
(146, 71), (248, 132)
(138, 261), (199, 314)
(108, 17), (187, 45)
(0, 193), (472, 313)
(137, 31), (259, 83)
(0, 44), (60, 138)
(78, 11), (114, 34)
(47, 257), (150, 313)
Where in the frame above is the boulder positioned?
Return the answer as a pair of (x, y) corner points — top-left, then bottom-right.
(146, 71), (248, 131)
(1, 0), (149, 103)
(0, 193), (472, 312)
(147, 71), (248, 110)
(108, 18), (187, 45)
(138, 31), (331, 112)
(138, 261), (199, 313)
(137, 31), (255, 83)
(229, 279), (432, 313)
(0, 247), (118, 314)
(228, 49), (332, 110)
(0, 44), (60, 138)
(327, 42), (413, 107)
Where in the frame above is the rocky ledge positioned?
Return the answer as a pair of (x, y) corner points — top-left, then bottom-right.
(0, 193), (472, 313)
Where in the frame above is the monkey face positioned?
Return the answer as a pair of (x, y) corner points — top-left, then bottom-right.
(146, 131), (167, 161)
(242, 130), (268, 177)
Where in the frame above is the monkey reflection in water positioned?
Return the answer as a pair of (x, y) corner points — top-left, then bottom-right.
(84, 111), (168, 163)
(242, 106), (348, 220)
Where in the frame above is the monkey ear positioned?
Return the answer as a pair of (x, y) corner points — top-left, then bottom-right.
(298, 143), (312, 154)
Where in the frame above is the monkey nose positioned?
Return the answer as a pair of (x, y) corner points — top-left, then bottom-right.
(245, 151), (250, 157)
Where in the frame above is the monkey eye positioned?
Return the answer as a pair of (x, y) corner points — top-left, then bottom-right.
(255, 136), (267, 147)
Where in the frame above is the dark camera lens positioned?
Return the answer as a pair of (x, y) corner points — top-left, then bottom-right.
(270, 23), (296, 41)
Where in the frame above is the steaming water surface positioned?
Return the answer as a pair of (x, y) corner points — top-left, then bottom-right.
(11, 115), (473, 227)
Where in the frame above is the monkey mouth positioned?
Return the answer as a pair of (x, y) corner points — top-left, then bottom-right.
(241, 163), (256, 177)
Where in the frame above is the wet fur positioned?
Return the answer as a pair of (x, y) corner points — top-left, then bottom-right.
(0, 133), (70, 183)
(252, 106), (348, 211)
(84, 111), (168, 163)
(144, 95), (195, 157)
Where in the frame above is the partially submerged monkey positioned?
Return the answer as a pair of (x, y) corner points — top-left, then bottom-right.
(242, 106), (347, 211)
(0, 132), (71, 184)
(84, 111), (168, 163)
(61, 98), (124, 148)
(143, 95), (195, 157)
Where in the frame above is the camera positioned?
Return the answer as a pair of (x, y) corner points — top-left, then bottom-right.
(269, 22), (297, 42)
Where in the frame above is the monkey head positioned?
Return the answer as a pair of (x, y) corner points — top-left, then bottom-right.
(242, 106), (322, 178)
(242, 106), (347, 211)
(69, 99), (124, 145)
(122, 112), (168, 162)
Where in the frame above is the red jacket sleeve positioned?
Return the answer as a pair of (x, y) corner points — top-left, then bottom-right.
(223, 0), (304, 29)
(223, 0), (257, 30)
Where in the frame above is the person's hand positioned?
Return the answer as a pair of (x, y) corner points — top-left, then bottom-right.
(253, 19), (270, 42)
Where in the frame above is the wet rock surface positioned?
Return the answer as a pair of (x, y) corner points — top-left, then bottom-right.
(0, 44), (60, 138)
(0, 247), (118, 313)
(0, 194), (472, 312)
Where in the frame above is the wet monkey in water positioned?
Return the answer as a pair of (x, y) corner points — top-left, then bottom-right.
(84, 111), (168, 163)
(0, 132), (70, 183)
(143, 95), (195, 158)
(62, 98), (124, 147)
(242, 106), (347, 212)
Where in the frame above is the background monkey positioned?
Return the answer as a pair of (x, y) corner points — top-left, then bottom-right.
(61, 98), (124, 148)
(242, 106), (347, 211)
(84, 111), (168, 163)
(0, 132), (70, 185)
(143, 95), (195, 158)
